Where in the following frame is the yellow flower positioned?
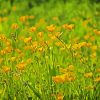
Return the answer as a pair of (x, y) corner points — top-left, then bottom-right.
(78, 42), (87, 48)
(72, 43), (79, 50)
(55, 42), (63, 47)
(90, 52), (97, 58)
(94, 77), (100, 82)
(32, 41), (38, 48)
(86, 43), (92, 47)
(91, 45), (97, 51)
(15, 49), (22, 54)
(24, 37), (32, 44)
(84, 72), (93, 78)
(37, 32), (43, 38)
(84, 34), (90, 40)
(38, 47), (44, 52)
(10, 57), (16, 62)
(48, 34), (56, 40)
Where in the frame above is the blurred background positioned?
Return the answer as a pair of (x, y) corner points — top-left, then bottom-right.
(0, 0), (100, 28)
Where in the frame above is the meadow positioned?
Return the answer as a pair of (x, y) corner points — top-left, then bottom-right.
(0, 0), (100, 100)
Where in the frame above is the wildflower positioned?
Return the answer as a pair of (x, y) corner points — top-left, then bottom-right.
(62, 24), (74, 30)
(16, 61), (26, 70)
(94, 77), (100, 82)
(91, 45), (97, 51)
(19, 16), (26, 22)
(67, 65), (74, 71)
(90, 52), (97, 58)
(48, 34), (56, 40)
(0, 50), (6, 55)
(47, 25), (55, 32)
(32, 41), (38, 48)
(55, 42), (63, 47)
(11, 23), (19, 30)
(2, 66), (10, 73)
(52, 74), (66, 83)
(84, 72), (93, 78)
(78, 42), (87, 48)
(38, 47), (44, 52)
(72, 43), (79, 50)
(84, 34), (90, 40)
(10, 57), (16, 62)
(29, 26), (36, 32)
(24, 37), (32, 44)
(37, 32), (43, 38)
(56, 93), (64, 100)
(90, 36), (95, 41)
(15, 49), (22, 54)
(93, 29), (100, 35)
(86, 42), (92, 47)
(5, 46), (12, 53)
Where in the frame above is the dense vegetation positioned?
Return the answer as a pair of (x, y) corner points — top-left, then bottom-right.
(0, 0), (100, 100)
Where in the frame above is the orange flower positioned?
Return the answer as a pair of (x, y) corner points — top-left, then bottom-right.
(56, 93), (64, 100)
(93, 29), (100, 35)
(52, 74), (66, 83)
(47, 25), (55, 32)
(29, 26), (36, 32)
(24, 37), (32, 43)
(62, 24), (74, 30)
(2, 66), (10, 73)
(16, 62), (26, 70)
(37, 32), (43, 38)
(19, 16), (26, 22)
(11, 23), (19, 30)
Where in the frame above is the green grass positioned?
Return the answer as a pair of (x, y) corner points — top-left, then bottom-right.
(0, 0), (100, 100)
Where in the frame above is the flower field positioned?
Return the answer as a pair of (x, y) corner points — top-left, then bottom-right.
(0, 0), (100, 100)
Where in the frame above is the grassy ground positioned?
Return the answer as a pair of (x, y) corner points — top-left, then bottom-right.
(0, 0), (100, 100)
